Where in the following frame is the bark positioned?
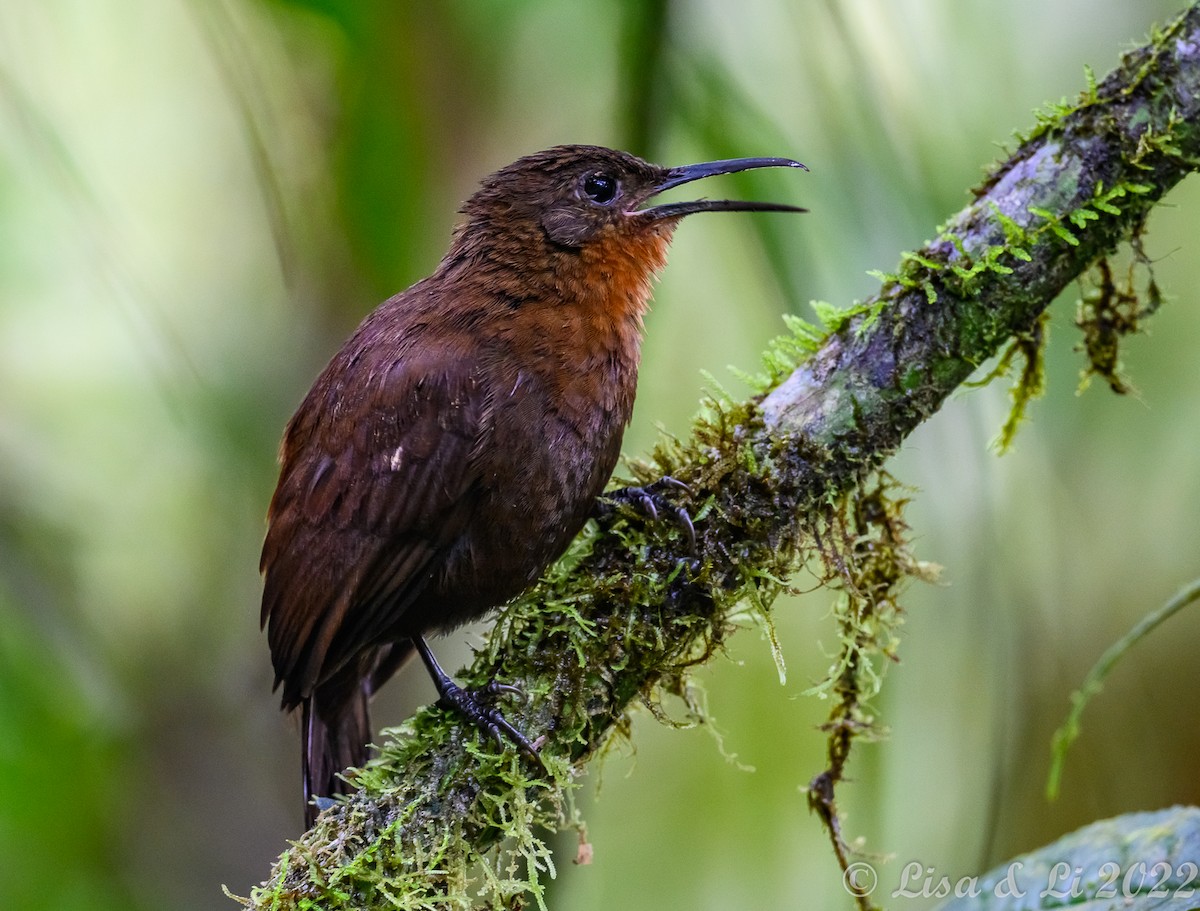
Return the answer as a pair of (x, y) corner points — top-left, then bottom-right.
(242, 6), (1200, 908)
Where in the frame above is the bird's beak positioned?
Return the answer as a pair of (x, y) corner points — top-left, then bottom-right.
(635, 157), (808, 220)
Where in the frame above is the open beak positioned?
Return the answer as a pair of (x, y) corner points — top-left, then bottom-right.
(636, 156), (808, 220)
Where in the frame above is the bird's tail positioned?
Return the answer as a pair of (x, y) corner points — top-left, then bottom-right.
(299, 641), (415, 827)
(301, 674), (371, 828)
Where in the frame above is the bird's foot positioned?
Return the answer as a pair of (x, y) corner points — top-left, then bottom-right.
(412, 635), (545, 774)
(435, 678), (546, 773)
(596, 476), (696, 553)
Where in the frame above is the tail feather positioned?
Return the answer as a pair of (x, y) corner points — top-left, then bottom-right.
(301, 676), (372, 828)
(298, 642), (415, 827)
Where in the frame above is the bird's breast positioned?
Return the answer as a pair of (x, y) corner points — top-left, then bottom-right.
(422, 322), (641, 629)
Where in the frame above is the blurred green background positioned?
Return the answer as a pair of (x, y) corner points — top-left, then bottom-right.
(2, 1), (1198, 908)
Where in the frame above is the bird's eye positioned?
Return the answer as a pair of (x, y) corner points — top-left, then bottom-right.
(582, 173), (619, 205)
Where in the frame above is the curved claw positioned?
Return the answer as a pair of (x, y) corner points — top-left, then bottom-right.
(657, 476), (691, 493)
(479, 679), (525, 700)
(598, 476), (697, 554)
(669, 504), (697, 554)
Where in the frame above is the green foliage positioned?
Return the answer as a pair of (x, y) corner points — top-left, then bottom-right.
(989, 203), (1033, 260)
(727, 311), (828, 393)
(1028, 207), (1081, 246)
(1028, 182), (1155, 250)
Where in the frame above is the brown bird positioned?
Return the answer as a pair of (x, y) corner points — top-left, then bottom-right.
(260, 144), (805, 825)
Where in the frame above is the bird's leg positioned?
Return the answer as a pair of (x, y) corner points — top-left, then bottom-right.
(411, 635), (546, 773)
(595, 476), (697, 553)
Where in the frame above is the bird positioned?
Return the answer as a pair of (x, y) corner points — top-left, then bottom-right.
(260, 144), (806, 825)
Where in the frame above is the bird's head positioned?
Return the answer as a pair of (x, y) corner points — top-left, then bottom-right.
(440, 145), (805, 330)
(454, 144), (805, 251)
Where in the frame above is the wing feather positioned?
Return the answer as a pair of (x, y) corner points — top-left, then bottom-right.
(261, 344), (491, 708)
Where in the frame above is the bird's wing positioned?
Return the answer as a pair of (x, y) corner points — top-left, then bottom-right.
(260, 345), (493, 708)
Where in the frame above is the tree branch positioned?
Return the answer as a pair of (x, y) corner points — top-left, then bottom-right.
(242, 6), (1200, 908)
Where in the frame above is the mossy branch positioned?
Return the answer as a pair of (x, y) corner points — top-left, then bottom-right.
(241, 6), (1200, 909)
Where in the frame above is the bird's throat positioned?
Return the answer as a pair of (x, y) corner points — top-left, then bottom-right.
(578, 221), (676, 331)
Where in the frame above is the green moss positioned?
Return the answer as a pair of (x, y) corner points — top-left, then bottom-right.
(965, 313), (1049, 453)
(900, 366), (925, 392)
